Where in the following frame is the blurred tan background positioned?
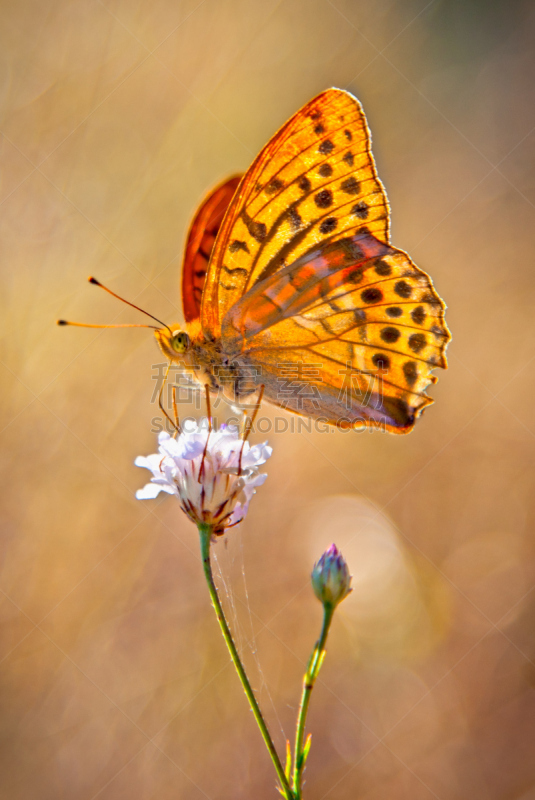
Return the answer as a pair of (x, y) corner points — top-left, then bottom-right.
(1, 0), (535, 798)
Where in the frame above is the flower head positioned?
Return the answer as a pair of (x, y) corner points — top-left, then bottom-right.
(135, 421), (271, 534)
(311, 544), (352, 608)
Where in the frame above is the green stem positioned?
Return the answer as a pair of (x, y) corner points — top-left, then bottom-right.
(292, 603), (334, 798)
(198, 523), (293, 799)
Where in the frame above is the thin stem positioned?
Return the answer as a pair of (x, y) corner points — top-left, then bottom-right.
(292, 603), (335, 798)
(198, 523), (293, 799)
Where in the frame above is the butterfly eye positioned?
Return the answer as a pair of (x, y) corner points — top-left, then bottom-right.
(171, 331), (190, 353)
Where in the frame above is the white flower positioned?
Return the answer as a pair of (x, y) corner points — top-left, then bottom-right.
(135, 421), (272, 534)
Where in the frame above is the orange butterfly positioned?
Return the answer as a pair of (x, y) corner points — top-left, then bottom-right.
(61, 89), (450, 433)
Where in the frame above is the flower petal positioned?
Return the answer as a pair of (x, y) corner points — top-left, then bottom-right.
(242, 442), (272, 468)
(135, 482), (172, 500)
(160, 434), (204, 461)
(134, 454), (162, 472)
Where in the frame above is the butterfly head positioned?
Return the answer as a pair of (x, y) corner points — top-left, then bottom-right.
(155, 327), (191, 361)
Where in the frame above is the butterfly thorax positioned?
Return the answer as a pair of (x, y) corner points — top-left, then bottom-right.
(156, 321), (259, 402)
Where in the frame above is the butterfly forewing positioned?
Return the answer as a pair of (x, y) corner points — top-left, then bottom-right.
(202, 88), (390, 337)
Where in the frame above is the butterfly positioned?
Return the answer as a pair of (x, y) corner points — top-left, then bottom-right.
(60, 89), (450, 433)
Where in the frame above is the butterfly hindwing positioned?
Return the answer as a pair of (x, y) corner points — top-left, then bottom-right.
(182, 175), (242, 323)
(220, 230), (449, 432)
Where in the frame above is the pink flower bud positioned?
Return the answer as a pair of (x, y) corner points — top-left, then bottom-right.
(311, 544), (352, 607)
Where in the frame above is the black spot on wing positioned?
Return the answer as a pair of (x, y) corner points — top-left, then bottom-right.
(372, 353), (390, 369)
(341, 177), (360, 195)
(361, 287), (383, 304)
(351, 202), (368, 219)
(380, 326), (400, 343)
(403, 361), (418, 385)
(374, 259), (392, 276)
(411, 306), (426, 325)
(347, 268), (363, 284)
(422, 291), (440, 304)
(222, 265), (248, 277)
(265, 178), (284, 194)
(287, 206), (302, 231)
(319, 217), (337, 234)
(394, 280), (412, 299)
(242, 210), (267, 242)
(315, 189), (333, 208)
(229, 240), (249, 254)
(318, 163), (333, 177)
(408, 333), (426, 353)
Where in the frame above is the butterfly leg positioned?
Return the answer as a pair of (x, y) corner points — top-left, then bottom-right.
(238, 385), (265, 476)
(198, 385), (213, 482)
(237, 407), (248, 439)
(204, 384), (213, 432)
(158, 362), (179, 434)
(171, 385), (181, 437)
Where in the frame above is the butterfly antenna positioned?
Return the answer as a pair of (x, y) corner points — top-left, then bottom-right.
(57, 320), (160, 330)
(88, 277), (174, 336)
(238, 384), (265, 476)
